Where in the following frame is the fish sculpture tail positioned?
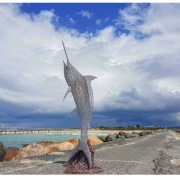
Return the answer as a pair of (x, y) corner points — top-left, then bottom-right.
(64, 139), (104, 174)
(66, 139), (92, 166)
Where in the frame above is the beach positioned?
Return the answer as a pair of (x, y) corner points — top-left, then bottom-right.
(1, 130), (180, 174)
(0, 128), (152, 135)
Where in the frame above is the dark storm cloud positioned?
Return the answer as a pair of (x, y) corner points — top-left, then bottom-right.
(0, 99), (81, 128)
(93, 87), (180, 127)
(1, 85), (180, 128)
(95, 108), (179, 127)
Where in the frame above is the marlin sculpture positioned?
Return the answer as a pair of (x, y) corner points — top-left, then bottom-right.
(62, 41), (103, 173)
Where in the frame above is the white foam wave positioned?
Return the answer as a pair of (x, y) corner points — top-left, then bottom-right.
(72, 133), (80, 135)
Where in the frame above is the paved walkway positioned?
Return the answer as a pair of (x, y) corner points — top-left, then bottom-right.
(1, 130), (180, 174)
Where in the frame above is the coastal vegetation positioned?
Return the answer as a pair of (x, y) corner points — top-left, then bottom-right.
(97, 125), (166, 131)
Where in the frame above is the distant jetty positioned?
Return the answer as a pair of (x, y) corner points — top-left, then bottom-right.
(0, 129), (80, 135)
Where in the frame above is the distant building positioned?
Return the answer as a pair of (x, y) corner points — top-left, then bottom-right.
(145, 126), (155, 128)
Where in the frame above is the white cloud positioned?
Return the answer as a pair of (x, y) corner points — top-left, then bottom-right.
(96, 19), (102, 25)
(1, 4), (180, 127)
(115, 4), (148, 30)
(104, 17), (110, 22)
(69, 17), (76, 24)
(77, 10), (93, 19)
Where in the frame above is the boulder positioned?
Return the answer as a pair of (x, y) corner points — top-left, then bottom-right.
(44, 142), (75, 154)
(97, 136), (106, 142)
(130, 133), (140, 138)
(118, 131), (126, 136)
(146, 131), (153, 134)
(65, 138), (79, 147)
(124, 133), (131, 138)
(37, 141), (55, 147)
(3, 147), (19, 161)
(113, 133), (118, 136)
(88, 136), (103, 146)
(14, 143), (45, 159)
(116, 134), (125, 140)
(22, 144), (29, 147)
(104, 134), (116, 142)
(132, 132), (138, 134)
(0, 142), (6, 162)
(139, 131), (147, 136)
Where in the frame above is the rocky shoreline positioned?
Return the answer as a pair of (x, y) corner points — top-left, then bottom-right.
(0, 130), (162, 162)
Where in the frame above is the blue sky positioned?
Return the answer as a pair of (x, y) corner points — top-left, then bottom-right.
(20, 3), (130, 34)
(0, 3), (180, 129)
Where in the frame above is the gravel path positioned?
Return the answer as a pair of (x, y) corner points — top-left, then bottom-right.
(1, 130), (180, 174)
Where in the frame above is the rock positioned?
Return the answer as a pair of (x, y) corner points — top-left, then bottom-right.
(176, 130), (180, 133)
(124, 133), (131, 138)
(0, 142), (6, 162)
(37, 141), (55, 147)
(65, 139), (79, 147)
(88, 136), (103, 146)
(3, 147), (19, 161)
(132, 132), (138, 134)
(146, 131), (153, 134)
(104, 134), (116, 142)
(118, 131), (126, 136)
(139, 131), (147, 136)
(130, 133), (140, 138)
(116, 135), (125, 140)
(113, 133), (118, 136)
(97, 136), (106, 142)
(65, 136), (103, 146)
(14, 143), (45, 159)
(22, 144), (29, 147)
(44, 142), (75, 154)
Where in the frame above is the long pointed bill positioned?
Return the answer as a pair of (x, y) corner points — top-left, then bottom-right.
(62, 41), (70, 66)
(63, 60), (67, 68)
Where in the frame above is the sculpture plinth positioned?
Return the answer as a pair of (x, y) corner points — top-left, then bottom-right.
(63, 140), (104, 174)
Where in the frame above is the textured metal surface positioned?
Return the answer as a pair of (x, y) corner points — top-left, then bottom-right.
(62, 41), (97, 167)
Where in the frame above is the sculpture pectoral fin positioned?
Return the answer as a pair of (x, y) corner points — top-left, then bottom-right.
(63, 86), (72, 101)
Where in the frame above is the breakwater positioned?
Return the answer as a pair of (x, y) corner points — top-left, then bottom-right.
(0, 129), (79, 135)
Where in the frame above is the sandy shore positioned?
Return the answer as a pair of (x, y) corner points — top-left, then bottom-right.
(0, 129), (151, 135)
(67, 129), (151, 134)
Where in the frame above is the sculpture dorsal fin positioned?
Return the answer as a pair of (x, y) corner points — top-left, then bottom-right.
(84, 75), (97, 82)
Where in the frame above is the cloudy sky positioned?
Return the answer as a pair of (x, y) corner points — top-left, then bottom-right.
(0, 3), (180, 129)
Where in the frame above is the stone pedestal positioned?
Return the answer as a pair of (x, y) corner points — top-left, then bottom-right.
(63, 140), (104, 174)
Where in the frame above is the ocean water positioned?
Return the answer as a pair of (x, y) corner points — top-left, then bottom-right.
(0, 132), (108, 148)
